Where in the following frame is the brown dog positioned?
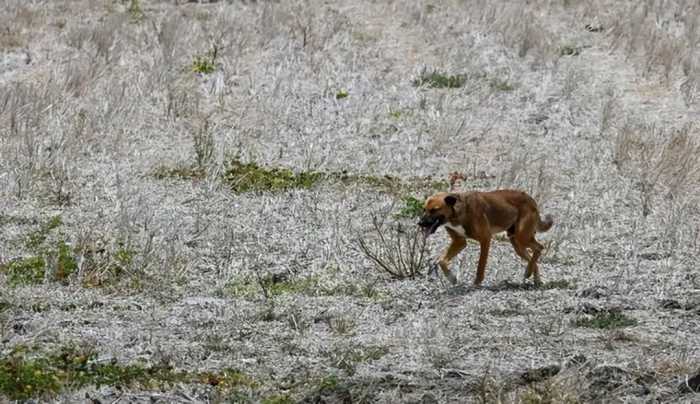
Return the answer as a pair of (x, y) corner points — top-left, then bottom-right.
(418, 190), (553, 286)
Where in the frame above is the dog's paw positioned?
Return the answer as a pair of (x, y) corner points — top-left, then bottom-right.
(446, 272), (458, 285)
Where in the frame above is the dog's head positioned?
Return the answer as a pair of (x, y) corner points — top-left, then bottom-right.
(417, 192), (458, 237)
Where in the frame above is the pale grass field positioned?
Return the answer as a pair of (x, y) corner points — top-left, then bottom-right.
(0, 0), (699, 402)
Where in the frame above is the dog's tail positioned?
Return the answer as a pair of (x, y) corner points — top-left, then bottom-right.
(537, 214), (554, 232)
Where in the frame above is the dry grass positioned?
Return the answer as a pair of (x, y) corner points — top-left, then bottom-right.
(0, 0), (698, 402)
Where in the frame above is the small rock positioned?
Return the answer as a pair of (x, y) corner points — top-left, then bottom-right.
(521, 365), (561, 384)
(678, 371), (700, 393)
(659, 299), (683, 310)
(584, 21), (604, 32)
(444, 369), (468, 378)
(639, 252), (669, 261)
(526, 114), (549, 124)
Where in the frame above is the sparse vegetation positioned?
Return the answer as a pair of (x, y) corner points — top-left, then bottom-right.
(1, 256), (46, 286)
(322, 345), (388, 375)
(223, 159), (323, 193)
(574, 311), (638, 329)
(396, 195), (424, 218)
(0, 345), (256, 401)
(559, 45), (581, 56)
(413, 69), (466, 88)
(335, 89), (349, 99)
(127, 0), (145, 22)
(1, 0), (698, 402)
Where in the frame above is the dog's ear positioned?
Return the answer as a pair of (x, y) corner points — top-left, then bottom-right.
(444, 194), (458, 207)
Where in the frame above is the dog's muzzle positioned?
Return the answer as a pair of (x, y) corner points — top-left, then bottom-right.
(418, 215), (444, 237)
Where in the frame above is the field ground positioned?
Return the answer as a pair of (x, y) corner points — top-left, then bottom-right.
(1, 0), (699, 402)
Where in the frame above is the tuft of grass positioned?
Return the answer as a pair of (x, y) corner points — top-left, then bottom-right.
(388, 109), (405, 119)
(1, 256), (46, 286)
(78, 243), (135, 288)
(489, 78), (515, 92)
(0, 346), (257, 401)
(559, 45), (581, 56)
(157, 157), (447, 195)
(323, 346), (388, 375)
(127, 0), (145, 22)
(0, 29), (25, 49)
(153, 165), (206, 180)
(395, 195), (424, 218)
(329, 172), (447, 195)
(329, 317), (356, 336)
(519, 379), (580, 404)
(223, 160), (323, 193)
(55, 241), (78, 283)
(262, 395), (295, 404)
(26, 216), (62, 251)
(413, 69), (466, 88)
(574, 311), (638, 329)
(335, 89), (349, 99)
(192, 55), (216, 74)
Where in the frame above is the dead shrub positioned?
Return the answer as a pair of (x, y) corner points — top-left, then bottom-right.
(613, 122), (700, 217)
(357, 217), (429, 280)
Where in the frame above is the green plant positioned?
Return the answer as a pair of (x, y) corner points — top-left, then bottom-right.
(55, 241), (77, 283)
(1, 256), (46, 286)
(127, 0), (145, 22)
(0, 352), (61, 400)
(192, 55), (216, 74)
(324, 345), (388, 376)
(574, 311), (638, 329)
(26, 216), (62, 251)
(262, 395), (294, 404)
(0, 345), (257, 400)
(335, 89), (349, 99)
(71, 240), (136, 288)
(223, 160), (323, 193)
(413, 69), (466, 88)
(329, 317), (356, 336)
(396, 195), (424, 218)
(559, 45), (581, 56)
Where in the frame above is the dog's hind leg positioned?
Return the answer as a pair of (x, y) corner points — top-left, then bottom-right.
(527, 237), (545, 286)
(509, 236), (532, 280)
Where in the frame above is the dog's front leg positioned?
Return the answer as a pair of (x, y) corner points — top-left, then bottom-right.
(438, 236), (466, 285)
(473, 238), (491, 286)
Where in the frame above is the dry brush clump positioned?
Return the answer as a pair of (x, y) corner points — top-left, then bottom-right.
(607, 1), (700, 103)
(357, 216), (430, 280)
(613, 122), (700, 217)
